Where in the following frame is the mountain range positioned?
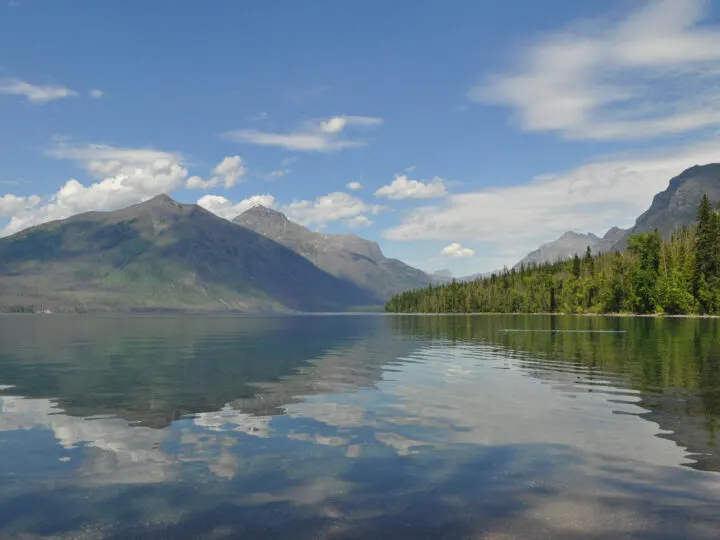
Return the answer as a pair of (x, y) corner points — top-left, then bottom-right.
(233, 205), (430, 301)
(1, 163), (719, 312)
(0, 195), (430, 313)
(513, 163), (720, 268)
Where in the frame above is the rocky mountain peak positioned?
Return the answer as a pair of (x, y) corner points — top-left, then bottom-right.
(238, 205), (287, 220)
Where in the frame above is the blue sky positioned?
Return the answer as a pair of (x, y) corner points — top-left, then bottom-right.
(1, 0), (720, 275)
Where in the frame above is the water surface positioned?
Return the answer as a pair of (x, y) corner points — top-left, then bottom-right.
(0, 314), (719, 539)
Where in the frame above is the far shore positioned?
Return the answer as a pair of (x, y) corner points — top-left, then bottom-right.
(1, 308), (719, 319)
(384, 311), (720, 319)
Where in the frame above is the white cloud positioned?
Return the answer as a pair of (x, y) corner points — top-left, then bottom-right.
(197, 194), (276, 220)
(470, 0), (720, 140)
(89, 89), (103, 99)
(441, 242), (475, 258)
(2, 143), (188, 236)
(224, 115), (383, 152)
(0, 194), (40, 218)
(212, 155), (247, 188)
(345, 215), (372, 229)
(374, 174), (448, 200)
(383, 139), (720, 268)
(346, 181), (363, 190)
(283, 191), (384, 228)
(226, 131), (362, 152)
(186, 176), (217, 190)
(320, 115), (383, 134)
(0, 78), (78, 103)
(185, 155), (248, 190)
(47, 144), (178, 173)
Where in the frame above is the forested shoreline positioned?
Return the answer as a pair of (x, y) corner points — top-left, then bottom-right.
(386, 196), (720, 316)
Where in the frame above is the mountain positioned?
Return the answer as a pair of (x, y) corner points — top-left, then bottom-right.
(514, 231), (601, 268)
(457, 271), (493, 281)
(0, 195), (378, 312)
(594, 226), (627, 254)
(233, 205), (431, 301)
(431, 269), (453, 280)
(612, 163), (720, 249)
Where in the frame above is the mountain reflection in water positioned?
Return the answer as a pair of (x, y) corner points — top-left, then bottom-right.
(0, 314), (718, 539)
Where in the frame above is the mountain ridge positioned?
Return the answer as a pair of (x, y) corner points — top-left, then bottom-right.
(233, 205), (431, 301)
(511, 163), (720, 268)
(0, 195), (379, 312)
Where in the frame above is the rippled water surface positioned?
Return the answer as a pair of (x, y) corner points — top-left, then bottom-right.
(1, 314), (719, 539)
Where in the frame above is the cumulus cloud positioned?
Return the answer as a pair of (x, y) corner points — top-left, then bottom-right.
(186, 176), (215, 190)
(224, 115), (383, 152)
(346, 181), (363, 190)
(283, 192), (384, 228)
(470, 0), (720, 140)
(197, 194), (276, 220)
(213, 155), (247, 188)
(345, 215), (372, 229)
(374, 174), (448, 200)
(185, 155), (248, 190)
(383, 139), (720, 268)
(1, 143), (188, 236)
(89, 89), (104, 99)
(0, 78), (78, 103)
(0, 194), (40, 218)
(441, 242), (475, 258)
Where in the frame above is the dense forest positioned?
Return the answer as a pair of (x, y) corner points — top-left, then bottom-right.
(386, 196), (720, 315)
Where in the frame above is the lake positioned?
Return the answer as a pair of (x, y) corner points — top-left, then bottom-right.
(0, 314), (719, 539)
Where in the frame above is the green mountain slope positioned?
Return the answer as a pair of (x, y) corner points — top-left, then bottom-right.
(233, 205), (431, 301)
(0, 195), (378, 312)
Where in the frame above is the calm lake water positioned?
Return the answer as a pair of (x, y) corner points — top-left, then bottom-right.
(0, 314), (719, 539)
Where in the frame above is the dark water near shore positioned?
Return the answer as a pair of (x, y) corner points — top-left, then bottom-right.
(0, 314), (719, 539)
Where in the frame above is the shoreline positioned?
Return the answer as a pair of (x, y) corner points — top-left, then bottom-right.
(383, 311), (720, 319)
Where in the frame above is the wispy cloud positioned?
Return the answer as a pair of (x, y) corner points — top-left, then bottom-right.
(470, 0), (720, 140)
(263, 169), (290, 181)
(383, 139), (720, 268)
(0, 78), (78, 104)
(223, 115), (384, 152)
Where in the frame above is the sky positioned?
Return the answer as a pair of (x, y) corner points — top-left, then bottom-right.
(1, 0), (720, 276)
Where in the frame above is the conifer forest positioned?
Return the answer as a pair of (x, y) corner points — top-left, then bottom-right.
(386, 196), (720, 316)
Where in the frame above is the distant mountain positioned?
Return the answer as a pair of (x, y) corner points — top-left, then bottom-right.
(594, 226), (627, 254)
(457, 271), (493, 282)
(0, 195), (377, 312)
(233, 205), (431, 301)
(612, 163), (720, 250)
(431, 269), (453, 280)
(514, 163), (720, 267)
(514, 231), (601, 268)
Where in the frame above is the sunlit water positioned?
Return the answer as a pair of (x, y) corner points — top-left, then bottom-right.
(0, 314), (719, 539)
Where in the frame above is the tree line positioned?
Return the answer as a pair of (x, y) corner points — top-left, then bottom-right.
(386, 196), (720, 315)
